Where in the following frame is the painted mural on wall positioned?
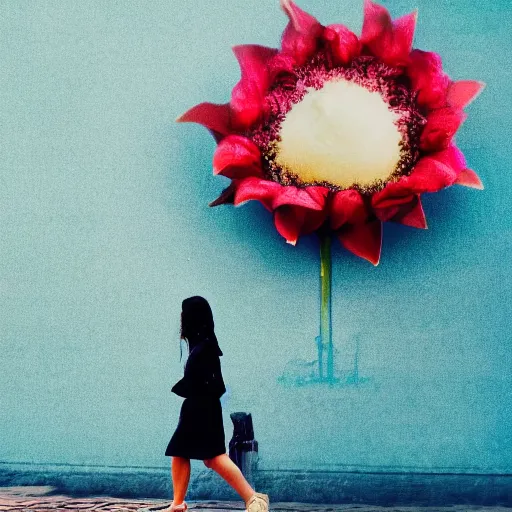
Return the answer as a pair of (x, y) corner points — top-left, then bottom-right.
(177, 0), (485, 387)
(278, 334), (372, 388)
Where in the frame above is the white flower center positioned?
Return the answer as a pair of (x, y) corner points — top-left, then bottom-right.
(275, 79), (403, 189)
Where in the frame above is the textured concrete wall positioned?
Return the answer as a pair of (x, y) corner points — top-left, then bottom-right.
(0, 0), (510, 495)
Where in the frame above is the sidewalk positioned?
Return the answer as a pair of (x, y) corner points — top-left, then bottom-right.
(0, 487), (510, 512)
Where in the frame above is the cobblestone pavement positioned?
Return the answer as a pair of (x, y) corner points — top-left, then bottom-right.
(0, 487), (510, 512)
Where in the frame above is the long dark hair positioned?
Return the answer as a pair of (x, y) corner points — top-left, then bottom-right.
(180, 296), (222, 360)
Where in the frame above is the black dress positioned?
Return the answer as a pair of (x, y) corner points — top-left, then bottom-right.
(165, 339), (227, 460)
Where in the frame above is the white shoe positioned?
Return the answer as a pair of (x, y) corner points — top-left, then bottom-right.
(245, 492), (269, 512)
(137, 504), (187, 512)
(167, 501), (188, 512)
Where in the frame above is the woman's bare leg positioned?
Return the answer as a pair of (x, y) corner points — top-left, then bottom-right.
(171, 456), (191, 506)
(204, 454), (254, 503)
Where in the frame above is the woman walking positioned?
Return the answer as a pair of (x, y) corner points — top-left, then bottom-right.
(165, 296), (269, 512)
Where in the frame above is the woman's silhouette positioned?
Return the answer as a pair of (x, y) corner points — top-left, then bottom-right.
(165, 296), (269, 512)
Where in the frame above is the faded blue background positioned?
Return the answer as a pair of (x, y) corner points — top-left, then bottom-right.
(1, 0), (510, 476)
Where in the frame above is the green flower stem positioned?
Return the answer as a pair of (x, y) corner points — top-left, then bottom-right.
(319, 231), (334, 383)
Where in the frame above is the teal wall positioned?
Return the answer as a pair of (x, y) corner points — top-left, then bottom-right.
(1, 0), (510, 478)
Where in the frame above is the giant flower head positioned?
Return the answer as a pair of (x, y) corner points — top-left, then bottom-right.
(178, 0), (485, 265)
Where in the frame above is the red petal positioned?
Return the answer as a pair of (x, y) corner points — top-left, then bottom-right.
(409, 159), (456, 193)
(390, 10), (417, 59)
(330, 189), (367, 230)
(267, 52), (296, 82)
(209, 182), (237, 207)
(233, 45), (277, 89)
(302, 208), (328, 234)
(272, 185), (327, 211)
(323, 24), (361, 65)
(406, 50), (450, 109)
(233, 177), (283, 211)
(280, 0), (323, 67)
(273, 206), (326, 244)
(408, 145), (466, 193)
(230, 45), (278, 130)
(361, 0), (417, 66)
(176, 102), (233, 141)
(373, 194), (415, 222)
(274, 206), (306, 245)
(213, 135), (262, 179)
(454, 169), (484, 190)
(306, 186), (330, 208)
(437, 144), (466, 169)
(447, 80), (486, 110)
(420, 107), (467, 152)
(361, 0), (391, 41)
(230, 81), (263, 131)
(337, 220), (383, 266)
(372, 187), (415, 214)
(374, 145), (467, 202)
(391, 195), (427, 229)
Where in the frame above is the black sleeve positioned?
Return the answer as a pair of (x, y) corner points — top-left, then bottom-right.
(172, 343), (226, 398)
(208, 351), (226, 398)
(170, 346), (204, 398)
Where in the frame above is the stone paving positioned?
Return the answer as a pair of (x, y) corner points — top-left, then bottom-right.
(0, 487), (510, 512)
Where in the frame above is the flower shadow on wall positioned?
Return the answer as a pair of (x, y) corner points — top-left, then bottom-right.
(176, 0), (485, 386)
